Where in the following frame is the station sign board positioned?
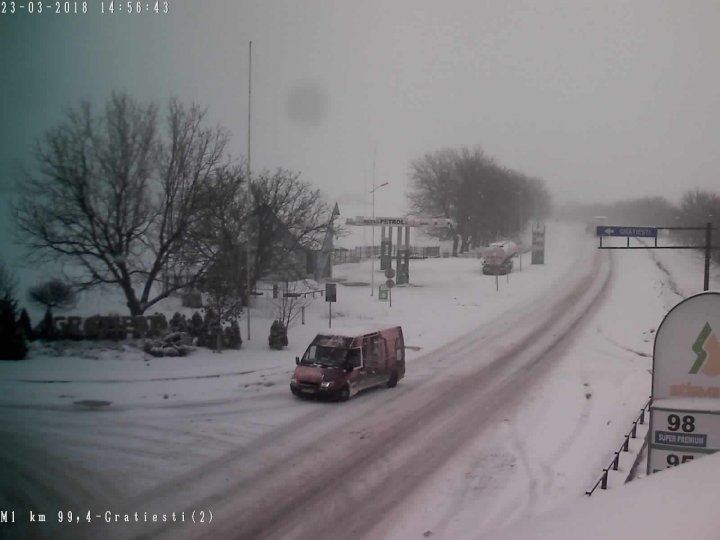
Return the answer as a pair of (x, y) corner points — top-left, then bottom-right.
(648, 292), (720, 475)
(346, 216), (454, 228)
(531, 222), (545, 265)
(596, 226), (657, 238)
(652, 292), (720, 401)
(648, 406), (720, 473)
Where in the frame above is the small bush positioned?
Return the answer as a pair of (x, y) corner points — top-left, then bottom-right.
(225, 320), (242, 349)
(146, 313), (168, 338)
(189, 312), (203, 338)
(169, 312), (188, 333)
(143, 331), (195, 357)
(34, 308), (57, 341)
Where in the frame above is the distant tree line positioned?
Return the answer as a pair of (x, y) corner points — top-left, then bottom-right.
(559, 190), (720, 263)
(407, 147), (552, 254)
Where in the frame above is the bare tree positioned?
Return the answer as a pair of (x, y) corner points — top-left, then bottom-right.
(28, 279), (77, 311)
(14, 93), (232, 315)
(408, 148), (459, 218)
(271, 280), (315, 329)
(179, 165), (332, 338)
(677, 189), (720, 262)
(204, 245), (245, 323)
(408, 148), (462, 254)
(408, 146), (552, 253)
(250, 169), (332, 285)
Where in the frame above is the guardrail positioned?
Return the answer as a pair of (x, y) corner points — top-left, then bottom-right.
(585, 397), (652, 496)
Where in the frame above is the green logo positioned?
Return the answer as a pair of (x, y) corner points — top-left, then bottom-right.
(689, 323), (720, 376)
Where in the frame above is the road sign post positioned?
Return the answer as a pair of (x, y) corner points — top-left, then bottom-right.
(597, 223), (717, 290)
(385, 278), (394, 307)
(596, 226), (658, 238)
(378, 285), (388, 301)
(325, 283), (336, 328)
(531, 222), (546, 264)
(649, 406), (720, 473)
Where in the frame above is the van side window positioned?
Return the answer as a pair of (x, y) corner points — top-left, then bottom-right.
(347, 348), (362, 369)
(371, 338), (381, 358)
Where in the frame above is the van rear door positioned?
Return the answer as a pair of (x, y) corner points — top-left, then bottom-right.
(362, 333), (388, 388)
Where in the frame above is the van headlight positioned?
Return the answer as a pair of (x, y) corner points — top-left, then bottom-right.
(291, 378), (297, 385)
(320, 381), (334, 388)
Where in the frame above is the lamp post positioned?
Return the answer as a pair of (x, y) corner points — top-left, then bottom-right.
(516, 188), (524, 271)
(245, 40), (252, 340)
(370, 181), (389, 296)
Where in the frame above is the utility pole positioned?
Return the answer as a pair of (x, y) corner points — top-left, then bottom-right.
(246, 40), (252, 341)
(370, 180), (389, 296)
(705, 221), (712, 291)
(370, 148), (376, 296)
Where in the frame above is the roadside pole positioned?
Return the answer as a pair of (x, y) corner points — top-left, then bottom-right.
(325, 283), (336, 328)
(385, 268), (395, 308)
(705, 222), (712, 291)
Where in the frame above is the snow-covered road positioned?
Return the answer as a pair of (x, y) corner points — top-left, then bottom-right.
(2, 222), (713, 540)
(176, 249), (610, 540)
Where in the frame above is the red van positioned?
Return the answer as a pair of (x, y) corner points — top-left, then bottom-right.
(290, 326), (405, 401)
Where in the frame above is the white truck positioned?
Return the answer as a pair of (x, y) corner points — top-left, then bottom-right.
(482, 240), (518, 275)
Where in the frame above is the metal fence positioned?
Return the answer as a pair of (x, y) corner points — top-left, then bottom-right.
(332, 245), (441, 265)
(585, 397), (652, 496)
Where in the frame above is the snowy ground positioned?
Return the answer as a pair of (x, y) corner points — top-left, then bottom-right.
(0, 221), (718, 539)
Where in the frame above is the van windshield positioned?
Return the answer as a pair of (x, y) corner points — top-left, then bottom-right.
(301, 345), (348, 367)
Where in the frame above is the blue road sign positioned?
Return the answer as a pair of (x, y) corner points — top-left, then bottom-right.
(596, 226), (657, 238)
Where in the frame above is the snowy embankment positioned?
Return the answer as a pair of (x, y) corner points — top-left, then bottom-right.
(484, 236), (720, 540)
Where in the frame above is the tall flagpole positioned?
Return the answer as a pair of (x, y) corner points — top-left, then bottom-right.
(370, 147), (376, 296)
(246, 40), (252, 341)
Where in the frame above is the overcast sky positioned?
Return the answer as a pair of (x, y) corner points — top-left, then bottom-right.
(2, 0), (720, 221)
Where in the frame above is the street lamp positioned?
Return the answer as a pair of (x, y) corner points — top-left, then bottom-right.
(516, 188), (524, 271)
(370, 181), (389, 296)
(245, 40), (253, 341)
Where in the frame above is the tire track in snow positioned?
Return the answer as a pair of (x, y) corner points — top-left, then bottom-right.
(107, 247), (612, 540)
(430, 248), (614, 537)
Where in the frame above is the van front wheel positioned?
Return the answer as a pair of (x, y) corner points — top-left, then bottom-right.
(387, 372), (398, 388)
(338, 385), (350, 402)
